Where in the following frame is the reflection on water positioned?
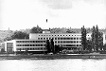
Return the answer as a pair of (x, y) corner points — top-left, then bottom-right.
(0, 59), (106, 71)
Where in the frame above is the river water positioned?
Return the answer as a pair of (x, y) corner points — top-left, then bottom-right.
(0, 59), (106, 71)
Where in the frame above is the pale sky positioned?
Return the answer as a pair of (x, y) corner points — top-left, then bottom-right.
(0, 0), (106, 30)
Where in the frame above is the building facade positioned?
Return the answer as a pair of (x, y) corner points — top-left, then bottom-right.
(2, 32), (106, 53)
(30, 33), (92, 50)
(2, 39), (47, 53)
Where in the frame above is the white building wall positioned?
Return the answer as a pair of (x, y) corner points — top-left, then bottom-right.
(15, 39), (47, 51)
(4, 42), (7, 52)
(103, 33), (106, 45)
(29, 33), (92, 48)
(4, 32), (106, 52)
(4, 40), (14, 52)
(13, 40), (17, 52)
(3, 39), (47, 52)
(29, 33), (39, 40)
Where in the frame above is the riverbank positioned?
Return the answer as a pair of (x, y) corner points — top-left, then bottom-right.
(0, 54), (106, 60)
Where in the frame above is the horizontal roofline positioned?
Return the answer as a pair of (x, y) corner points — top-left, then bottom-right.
(30, 33), (92, 34)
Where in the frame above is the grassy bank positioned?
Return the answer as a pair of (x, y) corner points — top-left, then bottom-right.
(0, 54), (106, 60)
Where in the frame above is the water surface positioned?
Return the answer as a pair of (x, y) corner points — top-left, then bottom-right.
(0, 59), (106, 71)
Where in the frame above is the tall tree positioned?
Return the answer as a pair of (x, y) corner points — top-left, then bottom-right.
(103, 44), (106, 51)
(87, 40), (92, 52)
(95, 25), (99, 51)
(66, 29), (75, 33)
(81, 26), (87, 50)
(91, 25), (103, 51)
(91, 26), (96, 51)
(30, 25), (43, 33)
(98, 32), (103, 51)
(55, 45), (61, 53)
(50, 38), (55, 53)
(45, 39), (51, 53)
(11, 31), (29, 39)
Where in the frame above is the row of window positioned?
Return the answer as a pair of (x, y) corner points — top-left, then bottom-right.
(38, 37), (81, 40)
(65, 44), (81, 47)
(16, 45), (81, 51)
(57, 37), (81, 40)
(16, 41), (46, 43)
(39, 34), (81, 37)
(16, 44), (45, 46)
(7, 43), (13, 47)
(57, 41), (81, 43)
(64, 45), (81, 46)
(17, 48), (46, 50)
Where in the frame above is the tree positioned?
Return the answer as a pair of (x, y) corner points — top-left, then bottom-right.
(98, 32), (103, 51)
(50, 38), (54, 53)
(55, 45), (61, 53)
(1, 48), (5, 53)
(45, 39), (51, 53)
(4, 36), (12, 41)
(87, 40), (92, 52)
(11, 31), (29, 39)
(50, 28), (67, 33)
(91, 25), (103, 51)
(103, 44), (106, 51)
(91, 26), (96, 51)
(81, 26), (87, 50)
(95, 25), (99, 51)
(45, 39), (55, 54)
(46, 39), (61, 54)
(30, 25), (43, 33)
(66, 29), (75, 33)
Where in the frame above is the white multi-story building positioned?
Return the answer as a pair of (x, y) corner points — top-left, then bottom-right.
(2, 31), (106, 53)
(2, 39), (46, 53)
(30, 33), (91, 50)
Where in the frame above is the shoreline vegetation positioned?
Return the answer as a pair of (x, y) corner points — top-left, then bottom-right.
(0, 54), (106, 60)
(1, 25), (106, 60)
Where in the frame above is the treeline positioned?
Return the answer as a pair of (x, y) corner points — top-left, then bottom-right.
(0, 30), (14, 42)
(45, 25), (106, 54)
(45, 38), (61, 54)
(2, 25), (106, 54)
(81, 25), (105, 52)
(3, 25), (106, 41)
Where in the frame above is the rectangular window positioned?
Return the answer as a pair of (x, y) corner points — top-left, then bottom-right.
(71, 38), (73, 40)
(55, 41), (57, 43)
(55, 38), (57, 40)
(74, 38), (76, 40)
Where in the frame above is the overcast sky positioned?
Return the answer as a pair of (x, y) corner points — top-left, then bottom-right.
(0, 0), (106, 30)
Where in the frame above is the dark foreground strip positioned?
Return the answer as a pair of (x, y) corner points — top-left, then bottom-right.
(0, 54), (106, 60)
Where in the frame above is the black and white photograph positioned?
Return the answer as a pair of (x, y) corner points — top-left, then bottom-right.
(0, 0), (106, 71)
